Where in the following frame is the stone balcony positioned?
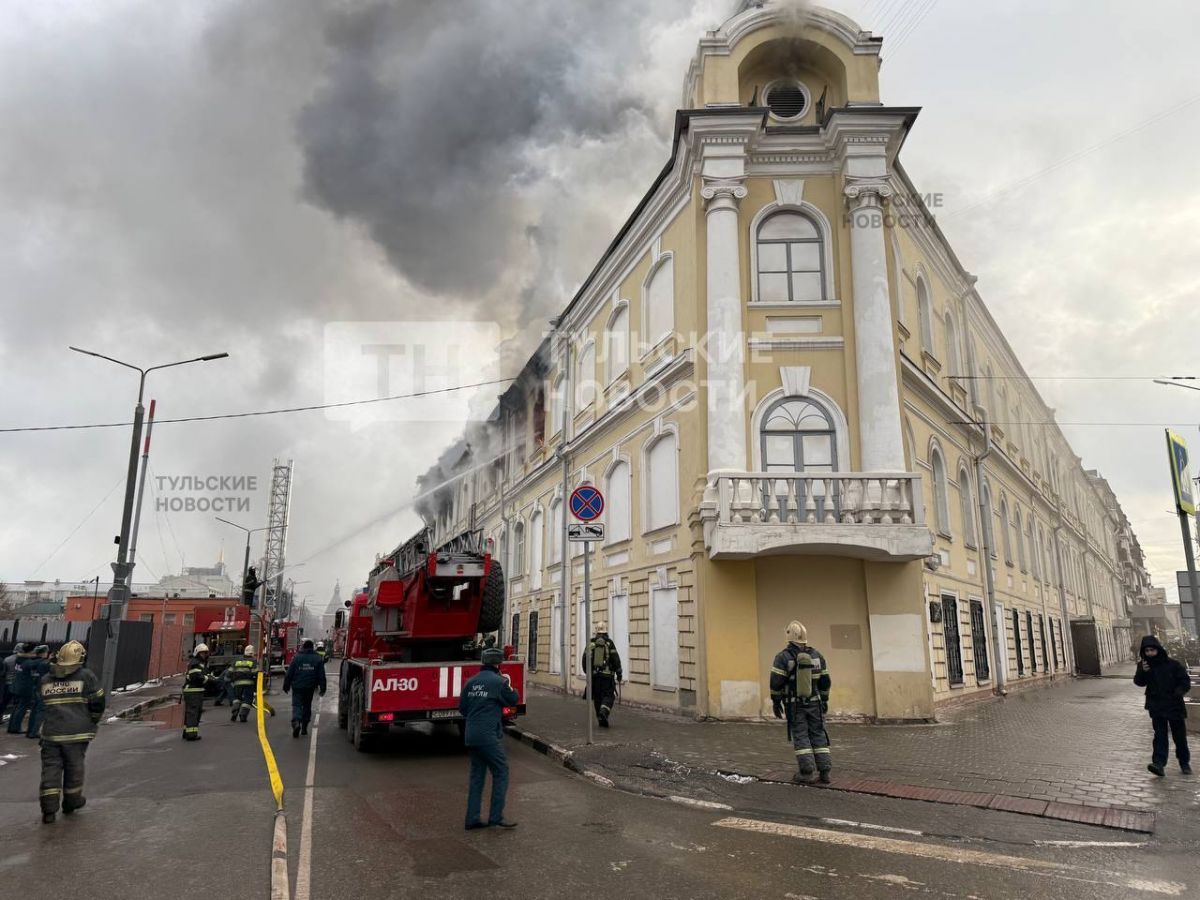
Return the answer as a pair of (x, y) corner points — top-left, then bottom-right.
(698, 472), (934, 562)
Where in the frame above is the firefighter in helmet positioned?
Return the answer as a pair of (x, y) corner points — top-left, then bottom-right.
(582, 621), (623, 728)
(182, 644), (216, 741)
(769, 621), (833, 784)
(36, 641), (105, 824)
(228, 645), (258, 723)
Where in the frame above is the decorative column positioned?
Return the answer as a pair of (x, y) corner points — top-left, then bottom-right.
(701, 177), (749, 475)
(845, 177), (906, 472)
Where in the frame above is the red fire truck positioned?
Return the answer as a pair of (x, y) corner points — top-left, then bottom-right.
(269, 619), (300, 672)
(338, 528), (525, 750)
(192, 605), (258, 677)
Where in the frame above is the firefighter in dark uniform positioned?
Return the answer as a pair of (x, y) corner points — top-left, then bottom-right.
(22, 645), (52, 739)
(36, 640), (105, 824)
(282, 639), (326, 738)
(228, 645), (258, 723)
(769, 621), (833, 784)
(582, 621), (623, 728)
(182, 643), (216, 741)
(5, 643), (34, 734)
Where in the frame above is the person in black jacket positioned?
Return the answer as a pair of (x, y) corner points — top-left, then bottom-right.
(21, 646), (51, 739)
(282, 639), (326, 738)
(582, 622), (622, 728)
(1133, 635), (1192, 776)
(35, 641), (105, 824)
(182, 644), (216, 741)
(769, 621), (833, 784)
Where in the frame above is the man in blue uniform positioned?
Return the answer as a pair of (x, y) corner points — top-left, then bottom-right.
(458, 647), (520, 830)
(5, 644), (34, 734)
(283, 639), (327, 738)
(769, 621), (833, 784)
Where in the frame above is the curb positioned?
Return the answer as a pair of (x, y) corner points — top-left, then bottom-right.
(113, 692), (179, 720)
(506, 724), (1155, 834)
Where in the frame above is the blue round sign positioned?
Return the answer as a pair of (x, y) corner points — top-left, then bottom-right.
(569, 486), (605, 522)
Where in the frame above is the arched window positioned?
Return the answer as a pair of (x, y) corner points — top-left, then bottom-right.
(548, 375), (564, 436)
(1029, 519), (1041, 581)
(1000, 498), (1013, 565)
(606, 460), (632, 544)
(605, 306), (629, 383)
(985, 364), (997, 421)
(756, 211), (826, 303)
(944, 312), (963, 379)
(530, 509), (544, 585)
(1014, 508), (1027, 572)
(576, 342), (596, 409)
(917, 276), (934, 353)
(512, 520), (526, 577)
(982, 480), (996, 559)
(760, 397), (836, 474)
(548, 498), (562, 565)
(644, 256), (674, 349)
(958, 467), (976, 548)
(645, 433), (679, 533)
(930, 448), (950, 535)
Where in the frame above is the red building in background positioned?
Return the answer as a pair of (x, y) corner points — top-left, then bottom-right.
(66, 594), (241, 680)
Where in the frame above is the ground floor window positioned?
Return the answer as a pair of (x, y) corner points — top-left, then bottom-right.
(510, 612), (520, 659)
(650, 585), (679, 690)
(528, 611), (539, 671)
(969, 599), (990, 682)
(1049, 616), (1059, 668)
(941, 594), (964, 686)
(1039, 614), (1049, 670)
(1012, 609), (1025, 676)
(1026, 610), (1037, 673)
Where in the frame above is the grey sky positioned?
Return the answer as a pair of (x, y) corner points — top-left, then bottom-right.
(1, 0), (1198, 606)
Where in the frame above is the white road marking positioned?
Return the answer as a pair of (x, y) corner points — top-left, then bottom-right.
(669, 795), (733, 811)
(713, 816), (1186, 895)
(821, 817), (924, 836)
(1034, 839), (1146, 848)
(294, 696), (322, 900)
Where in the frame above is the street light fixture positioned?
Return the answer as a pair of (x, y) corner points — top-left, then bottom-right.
(215, 517), (270, 609)
(72, 345), (229, 693)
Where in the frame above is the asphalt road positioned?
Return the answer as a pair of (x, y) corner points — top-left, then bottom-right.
(1, 680), (1195, 900)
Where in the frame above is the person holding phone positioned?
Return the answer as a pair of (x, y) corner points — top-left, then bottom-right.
(1134, 635), (1192, 776)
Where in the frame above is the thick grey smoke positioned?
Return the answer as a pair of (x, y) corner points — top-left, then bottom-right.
(296, 0), (706, 335)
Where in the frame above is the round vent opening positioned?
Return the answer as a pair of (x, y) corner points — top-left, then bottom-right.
(765, 82), (809, 120)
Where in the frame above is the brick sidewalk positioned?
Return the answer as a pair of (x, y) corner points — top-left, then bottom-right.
(514, 668), (1193, 831)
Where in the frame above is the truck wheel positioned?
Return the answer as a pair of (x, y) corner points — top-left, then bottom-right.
(478, 560), (505, 634)
(337, 682), (349, 730)
(350, 681), (372, 752)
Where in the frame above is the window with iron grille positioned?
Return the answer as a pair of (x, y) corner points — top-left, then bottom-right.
(970, 599), (990, 682)
(1050, 616), (1060, 667)
(510, 612), (520, 659)
(1038, 614), (1049, 670)
(941, 594), (964, 686)
(1026, 610), (1037, 672)
(528, 611), (539, 671)
(1012, 608), (1024, 675)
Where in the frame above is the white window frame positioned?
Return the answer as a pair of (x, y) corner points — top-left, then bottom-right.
(929, 444), (950, 537)
(958, 466), (976, 549)
(916, 274), (934, 354)
(604, 457), (632, 545)
(576, 339), (596, 410)
(642, 425), (680, 535)
(604, 302), (630, 385)
(747, 201), (838, 306)
(641, 251), (675, 355)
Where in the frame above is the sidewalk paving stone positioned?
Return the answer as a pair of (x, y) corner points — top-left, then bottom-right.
(513, 665), (1191, 833)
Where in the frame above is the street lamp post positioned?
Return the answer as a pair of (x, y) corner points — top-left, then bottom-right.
(72, 346), (229, 693)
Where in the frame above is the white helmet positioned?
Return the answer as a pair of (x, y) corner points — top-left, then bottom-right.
(785, 621), (807, 644)
(194, 643), (210, 654)
(316, 641), (325, 649)
(245, 645), (255, 655)
(594, 621), (607, 634)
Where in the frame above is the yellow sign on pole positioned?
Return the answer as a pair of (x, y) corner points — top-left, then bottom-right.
(1166, 429), (1196, 515)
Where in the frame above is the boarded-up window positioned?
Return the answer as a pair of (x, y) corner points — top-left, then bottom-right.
(646, 434), (678, 532)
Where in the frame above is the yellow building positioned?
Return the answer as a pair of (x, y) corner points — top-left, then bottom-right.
(417, 2), (1141, 721)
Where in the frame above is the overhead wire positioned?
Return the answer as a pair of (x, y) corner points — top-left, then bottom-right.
(27, 474), (124, 577)
(0, 376), (516, 434)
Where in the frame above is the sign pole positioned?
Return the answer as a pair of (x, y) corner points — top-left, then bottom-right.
(1167, 430), (1200, 632)
(584, 539), (592, 746)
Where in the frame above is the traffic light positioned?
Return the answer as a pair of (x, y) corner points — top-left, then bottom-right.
(242, 567), (262, 607)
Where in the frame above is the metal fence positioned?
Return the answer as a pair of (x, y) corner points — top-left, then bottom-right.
(83, 620), (153, 690)
(0, 618), (92, 655)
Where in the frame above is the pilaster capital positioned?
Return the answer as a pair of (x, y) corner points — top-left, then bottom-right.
(843, 177), (894, 209)
(701, 178), (748, 210)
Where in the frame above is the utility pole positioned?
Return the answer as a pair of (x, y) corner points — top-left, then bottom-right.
(127, 399), (157, 575)
(70, 346), (228, 693)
